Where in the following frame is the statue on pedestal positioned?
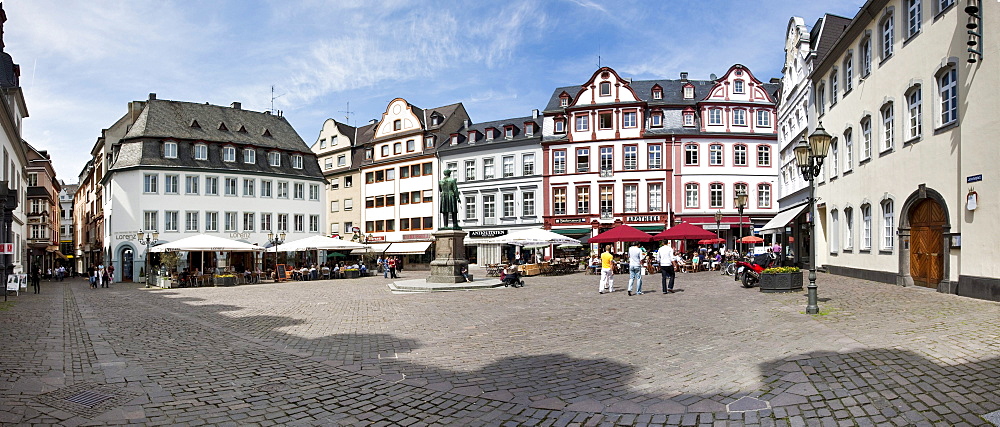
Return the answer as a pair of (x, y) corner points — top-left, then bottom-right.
(439, 169), (460, 230)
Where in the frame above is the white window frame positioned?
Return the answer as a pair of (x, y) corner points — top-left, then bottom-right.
(907, 0), (922, 38)
(164, 141), (178, 159)
(907, 87), (922, 140)
(685, 183), (699, 208)
(268, 151), (281, 166)
(882, 200), (895, 251)
(522, 192), (535, 216)
(244, 148), (256, 164)
(939, 67), (958, 126)
(223, 146), (236, 162)
(205, 211), (218, 232)
(881, 103), (894, 152)
(194, 144), (208, 160)
(861, 204), (872, 250)
(757, 183), (771, 208)
(881, 13), (894, 61)
(292, 154), (303, 169)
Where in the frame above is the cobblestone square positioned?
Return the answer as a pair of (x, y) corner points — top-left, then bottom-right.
(1, 268), (998, 425)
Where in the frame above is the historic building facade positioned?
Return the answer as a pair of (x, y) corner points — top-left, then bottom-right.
(806, 0), (998, 300)
(88, 95), (325, 282)
(437, 112), (543, 264)
(358, 99), (469, 260)
(0, 5), (30, 276)
(541, 66), (778, 251)
(24, 143), (61, 275)
(311, 118), (364, 241)
(671, 64), (780, 248)
(59, 182), (77, 274)
(770, 14), (851, 266)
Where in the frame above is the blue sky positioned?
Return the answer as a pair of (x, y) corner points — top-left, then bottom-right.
(6, 0), (861, 181)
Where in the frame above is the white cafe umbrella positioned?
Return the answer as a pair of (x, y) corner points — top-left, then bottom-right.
(483, 228), (582, 247)
(150, 234), (264, 253)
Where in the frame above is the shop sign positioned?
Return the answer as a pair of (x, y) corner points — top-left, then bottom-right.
(403, 234), (431, 241)
(115, 232), (138, 241)
(555, 217), (588, 224)
(469, 230), (507, 238)
(0, 243), (12, 254)
(367, 235), (386, 242)
(625, 215), (661, 222)
(229, 232), (251, 240)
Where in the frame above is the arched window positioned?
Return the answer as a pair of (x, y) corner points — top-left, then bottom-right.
(861, 204), (872, 250)
(757, 145), (771, 167)
(757, 183), (771, 208)
(843, 54), (854, 92)
(881, 199), (895, 250)
(684, 144), (699, 165)
(733, 144), (747, 166)
(938, 67), (958, 126)
(881, 102), (894, 152)
(709, 144), (724, 165)
(906, 85), (922, 139)
(830, 209), (840, 253)
(709, 183), (724, 208)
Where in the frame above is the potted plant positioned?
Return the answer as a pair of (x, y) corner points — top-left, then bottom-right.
(215, 273), (237, 286)
(158, 253), (180, 288)
(759, 266), (803, 293)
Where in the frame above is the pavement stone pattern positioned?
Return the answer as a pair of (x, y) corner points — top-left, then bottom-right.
(0, 267), (998, 426)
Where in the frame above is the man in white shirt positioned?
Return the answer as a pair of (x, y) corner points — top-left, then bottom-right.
(627, 242), (644, 296)
(655, 243), (677, 293)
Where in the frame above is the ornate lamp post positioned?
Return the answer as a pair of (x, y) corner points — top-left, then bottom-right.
(734, 189), (748, 256)
(714, 209), (723, 246)
(267, 232), (286, 268)
(794, 121), (832, 315)
(136, 229), (159, 288)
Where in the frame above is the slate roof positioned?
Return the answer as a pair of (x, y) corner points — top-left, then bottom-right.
(436, 115), (541, 153)
(109, 98), (323, 180)
(124, 99), (309, 152)
(543, 78), (736, 113)
(811, 14), (853, 66)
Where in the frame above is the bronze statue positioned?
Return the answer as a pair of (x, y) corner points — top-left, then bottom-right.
(439, 169), (460, 229)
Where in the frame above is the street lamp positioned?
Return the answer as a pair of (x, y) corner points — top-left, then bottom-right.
(794, 121), (832, 315)
(267, 232), (286, 268)
(714, 209), (723, 246)
(734, 189), (748, 256)
(136, 229), (159, 288)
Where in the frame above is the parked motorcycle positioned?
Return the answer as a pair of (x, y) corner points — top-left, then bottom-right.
(735, 253), (777, 288)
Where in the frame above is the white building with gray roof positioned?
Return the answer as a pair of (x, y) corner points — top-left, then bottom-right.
(437, 112), (543, 265)
(97, 94), (325, 281)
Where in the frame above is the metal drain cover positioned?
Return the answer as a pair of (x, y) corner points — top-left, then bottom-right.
(65, 390), (116, 408)
(35, 382), (139, 418)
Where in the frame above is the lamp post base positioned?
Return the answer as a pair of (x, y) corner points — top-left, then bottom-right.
(805, 268), (819, 314)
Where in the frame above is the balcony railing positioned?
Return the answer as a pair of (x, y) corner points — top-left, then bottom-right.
(599, 169), (614, 178)
(483, 217), (497, 225)
(600, 211), (614, 220)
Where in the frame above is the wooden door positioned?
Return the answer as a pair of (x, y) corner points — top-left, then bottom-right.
(909, 200), (945, 287)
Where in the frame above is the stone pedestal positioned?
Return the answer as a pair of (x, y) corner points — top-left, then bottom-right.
(426, 229), (472, 284)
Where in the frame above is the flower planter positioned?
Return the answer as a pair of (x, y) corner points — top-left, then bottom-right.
(759, 271), (803, 293)
(215, 276), (237, 287)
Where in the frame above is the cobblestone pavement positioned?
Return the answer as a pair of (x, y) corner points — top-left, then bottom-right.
(1, 267), (998, 426)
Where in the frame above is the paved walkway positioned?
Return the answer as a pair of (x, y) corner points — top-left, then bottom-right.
(1, 268), (998, 426)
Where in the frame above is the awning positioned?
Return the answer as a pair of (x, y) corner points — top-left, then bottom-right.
(759, 205), (807, 234)
(350, 241), (432, 255)
(633, 225), (665, 232)
(551, 228), (591, 236)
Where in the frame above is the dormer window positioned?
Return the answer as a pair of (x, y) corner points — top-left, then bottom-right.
(365, 149), (373, 160)
(243, 148), (256, 164)
(599, 81), (611, 96)
(451, 134), (459, 145)
(164, 141), (178, 159)
(486, 128), (495, 141)
(194, 143), (208, 160)
(268, 151), (281, 166)
(425, 136), (435, 148)
(262, 129), (272, 137)
(734, 80), (745, 94)
(554, 119), (566, 134)
(393, 119), (401, 131)
(218, 122), (229, 131)
(467, 131), (478, 144)
(237, 125), (247, 133)
(683, 85), (694, 99)
(190, 119), (201, 128)
(683, 111), (695, 127)
(505, 126), (514, 139)
(651, 112), (663, 127)
(291, 154), (303, 169)
(319, 138), (326, 148)
(431, 114), (442, 126)
(524, 123), (534, 137)
(652, 89), (662, 100)
(223, 146), (236, 162)
(560, 97), (569, 107)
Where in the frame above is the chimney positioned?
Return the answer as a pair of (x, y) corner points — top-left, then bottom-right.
(769, 77), (780, 84)
(532, 109), (539, 119)
(231, 102), (241, 110)
(148, 93), (156, 101)
(680, 72), (688, 80)
(463, 119), (469, 129)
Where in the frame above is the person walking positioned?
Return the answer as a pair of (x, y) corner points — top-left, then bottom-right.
(656, 243), (677, 294)
(598, 245), (615, 294)
(627, 242), (644, 296)
(378, 256), (387, 278)
(90, 265), (98, 289)
(107, 264), (115, 284)
(31, 268), (40, 294)
(98, 264), (107, 288)
(388, 256), (398, 279)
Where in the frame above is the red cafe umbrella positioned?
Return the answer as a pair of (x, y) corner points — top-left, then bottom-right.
(738, 235), (764, 244)
(589, 224), (655, 243)
(651, 222), (719, 241)
(697, 238), (726, 244)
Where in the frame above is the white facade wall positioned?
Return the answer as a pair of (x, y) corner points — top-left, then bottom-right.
(808, 0), (997, 294)
(361, 157), (437, 242)
(105, 169), (324, 281)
